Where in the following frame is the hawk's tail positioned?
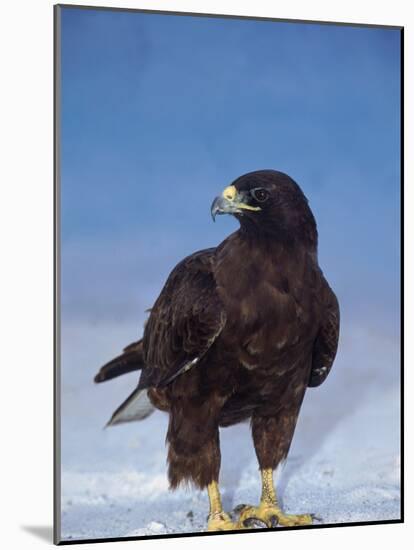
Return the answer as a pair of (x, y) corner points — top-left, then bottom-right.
(94, 339), (145, 383)
(105, 387), (155, 427)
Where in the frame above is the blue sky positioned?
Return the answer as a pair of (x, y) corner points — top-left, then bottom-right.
(60, 7), (401, 344)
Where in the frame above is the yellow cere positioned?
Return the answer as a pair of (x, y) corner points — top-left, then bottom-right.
(222, 185), (237, 201)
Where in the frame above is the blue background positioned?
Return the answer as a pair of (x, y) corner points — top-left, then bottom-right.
(60, 7), (401, 353)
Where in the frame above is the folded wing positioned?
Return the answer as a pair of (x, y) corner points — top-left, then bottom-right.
(309, 285), (340, 387)
(139, 248), (226, 389)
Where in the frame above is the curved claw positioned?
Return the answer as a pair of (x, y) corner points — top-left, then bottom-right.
(269, 515), (279, 527)
(233, 503), (247, 514)
(243, 517), (268, 529)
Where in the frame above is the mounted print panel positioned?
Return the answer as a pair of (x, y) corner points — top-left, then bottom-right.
(54, 4), (402, 544)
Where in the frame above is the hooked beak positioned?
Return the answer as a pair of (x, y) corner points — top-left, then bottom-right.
(211, 185), (261, 222)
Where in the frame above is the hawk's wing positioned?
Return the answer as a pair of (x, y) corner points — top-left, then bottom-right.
(139, 248), (226, 388)
(309, 283), (340, 387)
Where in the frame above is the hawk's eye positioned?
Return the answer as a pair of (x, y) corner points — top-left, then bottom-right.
(251, 188), (270, 202)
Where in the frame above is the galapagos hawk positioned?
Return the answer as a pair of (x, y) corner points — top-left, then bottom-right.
(94, 170), (340, 531)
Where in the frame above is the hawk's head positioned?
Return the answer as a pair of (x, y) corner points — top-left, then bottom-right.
(211, 170), (317, 246)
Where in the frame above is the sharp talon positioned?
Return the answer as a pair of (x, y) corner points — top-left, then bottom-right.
(233, 504), (248, 513)
(243, 517), (267, 529)
(270, 515), (279, 527)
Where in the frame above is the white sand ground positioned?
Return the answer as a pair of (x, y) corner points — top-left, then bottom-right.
(60, 319), (401, 541)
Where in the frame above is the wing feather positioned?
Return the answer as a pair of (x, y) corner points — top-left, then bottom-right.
(94, 339), (144, 383)
(139, 249), (226, 388)
(309, 285), (340, 387)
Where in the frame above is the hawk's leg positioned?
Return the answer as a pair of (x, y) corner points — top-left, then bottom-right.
(236, 409), (313, 528)
(206, 480), (239, 531)
(236, 468), (313, 528)
(166, 391), (242, 531)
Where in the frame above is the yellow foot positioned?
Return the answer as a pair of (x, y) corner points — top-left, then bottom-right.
(207, 511), (241, 531)
(236, 503), (313, 528)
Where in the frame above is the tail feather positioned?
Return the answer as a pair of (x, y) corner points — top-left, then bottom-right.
(106, 388), (155, 427)
(94, 339), (145, 383)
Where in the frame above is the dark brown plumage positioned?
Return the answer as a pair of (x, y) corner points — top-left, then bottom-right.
(94, 340), (144, 383)
(95, 169), (340, 530)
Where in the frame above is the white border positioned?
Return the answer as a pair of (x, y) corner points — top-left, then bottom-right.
(0, 1), (411, 549)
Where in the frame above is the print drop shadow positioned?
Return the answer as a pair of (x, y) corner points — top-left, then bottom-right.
(219, 360), (370, 512)
(21, 525), (53, 543)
